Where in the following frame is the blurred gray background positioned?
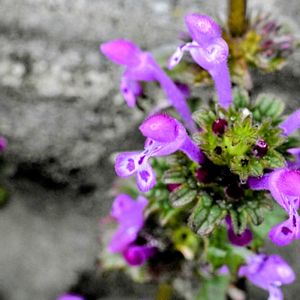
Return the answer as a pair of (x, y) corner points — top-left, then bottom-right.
(0, 0), (299, 299)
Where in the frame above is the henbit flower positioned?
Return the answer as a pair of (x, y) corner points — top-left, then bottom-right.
(225, 216), (253, 247)
(57, 294), (84, 300)
(100, 39), (196, 132)
(279, 109), (300, 136)
(123, 245), (157, 266)
(248, 169), (300, 246)
(115, 114), (204, 192)
(168, 14), (232, 109)
(239, 254), (295, 300)
(108, 194), (148, 253)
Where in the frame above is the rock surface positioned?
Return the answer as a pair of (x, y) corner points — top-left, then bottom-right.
(0, 0), (299, 299)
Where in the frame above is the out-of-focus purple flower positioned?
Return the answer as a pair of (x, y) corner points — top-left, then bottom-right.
(57, 294), (84, 300)
(108, 194), (148, 253)
(0, 137), (7, 152)
(123, 245), (157, 266)
(239, 254), (295, 300)
(225, 216), (253, 247)
(288, 148), (300, 169)
(115, 114), (204, 192)
(168, 14), (232, 109)
(279, 109), (300, 136)
(248, 169), (300, 246)
(100, 39), (196, 132)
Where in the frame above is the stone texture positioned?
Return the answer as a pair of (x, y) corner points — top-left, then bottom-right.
(0, 0), (299, 300)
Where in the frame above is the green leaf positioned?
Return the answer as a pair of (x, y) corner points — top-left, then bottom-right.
(169, 184), (197, 207)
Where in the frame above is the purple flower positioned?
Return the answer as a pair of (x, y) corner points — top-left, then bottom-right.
(279, 109), (300, 136)
(168, 14), (232, 109)
(123, 245), (156, 266)
(100, 39), (196, 132)
(108, 194), (148, 253)
(248, 169), (300, 246)
(225, 216), (253, 247)
(239, 254), (295, 300)
(115, 114), (204, 192)
(57, 294), (84, 300)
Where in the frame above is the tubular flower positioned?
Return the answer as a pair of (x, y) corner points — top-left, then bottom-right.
(239, 254), (295, 300)
(115, 114), (204, 192)
(248, 169), (300, 246)
(100, 39), (196, 132)
(168, 14), (232, 109)
(225, 216), (253, 247)
(108, 194), (148, 253)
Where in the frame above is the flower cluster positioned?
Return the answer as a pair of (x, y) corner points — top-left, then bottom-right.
(100, 12), (299, 300)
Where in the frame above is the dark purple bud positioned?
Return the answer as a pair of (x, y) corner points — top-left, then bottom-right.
(225, 184), (244, 199)
(253, 139), (268, 158)
(212, 119), (228, 136)
(195, 168), (211, 183)
(228, 227), (253, 246)
(167, 183), (181, 192)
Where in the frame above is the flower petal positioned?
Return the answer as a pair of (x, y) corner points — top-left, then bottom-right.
(115, 151), (140, 177)
(100, 39), (141, 66)
(139, 114), (179, 143)
(279, 109), (300, 136)
(269, 216), (300, 246)
(108, 226), (138, 253)
(111, 194), (136, 220)
(136, 162), (156, 192)
(120, 75), (142, 107)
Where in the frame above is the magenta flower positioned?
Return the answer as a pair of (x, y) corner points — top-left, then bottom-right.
(239, 254), (295, 300)
(225, 216), (253, 247)
(123, 245), (157, 266)
(168, 14), (232, 109)
(115, 114), (204, 192)
(100, 39), (196, 132)
(248, 169), (300, 246)
(57, 294), (84, 300)
(108, 194), (148, 253)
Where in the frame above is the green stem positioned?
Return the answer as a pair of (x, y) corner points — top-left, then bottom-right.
(228, 0), (248, 37)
